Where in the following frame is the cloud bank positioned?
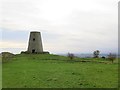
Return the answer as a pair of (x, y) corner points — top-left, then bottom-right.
(1, 0), (118, 54)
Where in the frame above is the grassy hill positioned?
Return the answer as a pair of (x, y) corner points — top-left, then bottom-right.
(2, 54), (118, 88)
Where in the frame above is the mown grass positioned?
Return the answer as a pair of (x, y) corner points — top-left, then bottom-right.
(2, 54), (118, 88)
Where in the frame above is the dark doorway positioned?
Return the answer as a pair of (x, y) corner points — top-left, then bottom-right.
(32, 49), (35, 53)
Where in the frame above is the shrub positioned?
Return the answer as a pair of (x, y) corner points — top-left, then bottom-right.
(67, 53), (74, 60)
(21, 51), (49, 54)
(107, 53), (116, 63)
(21, 51), (31, 54)
(101, 56), (106, 59)
(2, 52), (14, 63)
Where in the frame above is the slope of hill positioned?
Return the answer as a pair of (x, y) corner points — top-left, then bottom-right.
(2, 54), (118, 88)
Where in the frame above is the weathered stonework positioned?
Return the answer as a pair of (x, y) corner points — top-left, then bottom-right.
(27, 31), (43, 53)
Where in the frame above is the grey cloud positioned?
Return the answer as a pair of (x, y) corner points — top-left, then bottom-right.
(1, 0), (118, 54)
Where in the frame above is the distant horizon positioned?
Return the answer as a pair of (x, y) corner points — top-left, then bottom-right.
(0, 49), (118, 55)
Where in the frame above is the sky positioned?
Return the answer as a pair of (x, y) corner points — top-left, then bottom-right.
(0, 0), (119, 54)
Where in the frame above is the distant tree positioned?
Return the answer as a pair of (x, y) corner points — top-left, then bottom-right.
(108, 53), (116, 63)
(93, 50), (100, 58)
(68, 53), (74, 60)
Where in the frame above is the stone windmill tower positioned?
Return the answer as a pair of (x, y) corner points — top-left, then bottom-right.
(27, 31), (43, 53)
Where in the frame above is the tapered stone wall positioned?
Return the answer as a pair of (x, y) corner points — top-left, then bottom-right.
(27, 31), (43, 53)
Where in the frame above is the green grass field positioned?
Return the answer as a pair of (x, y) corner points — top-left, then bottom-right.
(2, 54), (118, 88)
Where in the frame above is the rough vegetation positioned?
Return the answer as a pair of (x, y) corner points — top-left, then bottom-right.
(67, 53), (75, 60)
(107, 53), (117, 63)
(1, 52), (14, 63)
(2, 54), (118, 88)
